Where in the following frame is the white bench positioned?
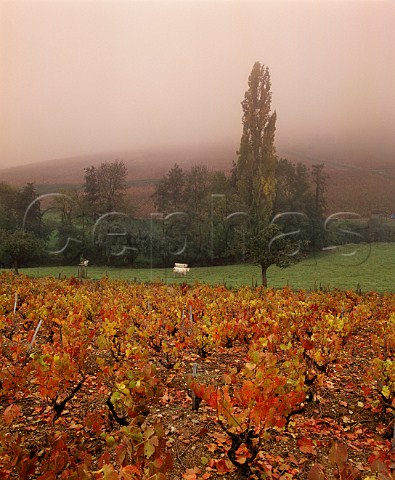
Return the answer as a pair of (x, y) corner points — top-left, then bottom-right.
(173, 263), (190, 276)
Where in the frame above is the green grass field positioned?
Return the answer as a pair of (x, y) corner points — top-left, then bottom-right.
(6, 242), (395, 293)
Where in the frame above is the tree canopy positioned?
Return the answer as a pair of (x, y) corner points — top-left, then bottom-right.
(83, 160), (128, 215)
(0, 229), (44, 273)
(152, 163), (186, 214)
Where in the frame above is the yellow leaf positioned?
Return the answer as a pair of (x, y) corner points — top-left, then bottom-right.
(382, 385), (391, 399)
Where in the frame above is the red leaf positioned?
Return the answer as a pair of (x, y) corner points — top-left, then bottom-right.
(120, 465), (141, 479)
(297, 437), (317, 455)
(308, 463), (325, 480)
(36, 473), (56, 480)
(3, 404), (21, 425)
(370, 459), (391, 474)
(182, 467), (201, 479)
(328, 442), (348, 467)
(101, 464), (119, 480)
(301, 339), (314, 351)
(209, 458), (232, 474)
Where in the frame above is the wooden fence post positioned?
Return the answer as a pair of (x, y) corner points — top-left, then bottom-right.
(191, 363), (202, 411)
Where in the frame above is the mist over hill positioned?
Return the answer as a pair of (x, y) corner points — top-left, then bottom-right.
(0, 144), (238, 186)
(1, 143), (395, 218)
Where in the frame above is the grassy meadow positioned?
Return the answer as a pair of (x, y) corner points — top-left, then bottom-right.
(5, 242), (395, 293)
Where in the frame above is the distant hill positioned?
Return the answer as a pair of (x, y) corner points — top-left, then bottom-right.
(0, 144), (237, 186)
(1, 144), (394, 218)
(325, 164), (395, 216)
(0, 144), (238, 218)
(282, 150), (395, 217)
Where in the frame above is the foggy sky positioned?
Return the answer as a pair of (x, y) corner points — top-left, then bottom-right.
(1, 0), (395, 169)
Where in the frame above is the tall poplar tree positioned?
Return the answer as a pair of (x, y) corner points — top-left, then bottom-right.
(233, 62), (300, 286)
(234, 61), (277, 223)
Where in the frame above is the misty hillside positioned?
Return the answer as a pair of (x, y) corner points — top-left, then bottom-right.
(1, 146), (395, 218)
(0, 145), (238, 218)
(0, 144), (237, 186)
(325, 164), (395, 216)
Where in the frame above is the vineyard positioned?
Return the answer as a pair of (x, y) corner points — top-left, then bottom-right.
(0, 272), (395, 479)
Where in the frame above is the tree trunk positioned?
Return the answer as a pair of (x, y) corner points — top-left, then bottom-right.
(13, 260), (19, 275)
(261, 265), (267, 287)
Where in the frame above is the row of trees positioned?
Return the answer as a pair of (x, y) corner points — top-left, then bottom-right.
(151, 159), (327, 284)
(0, 156), (325, 281)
